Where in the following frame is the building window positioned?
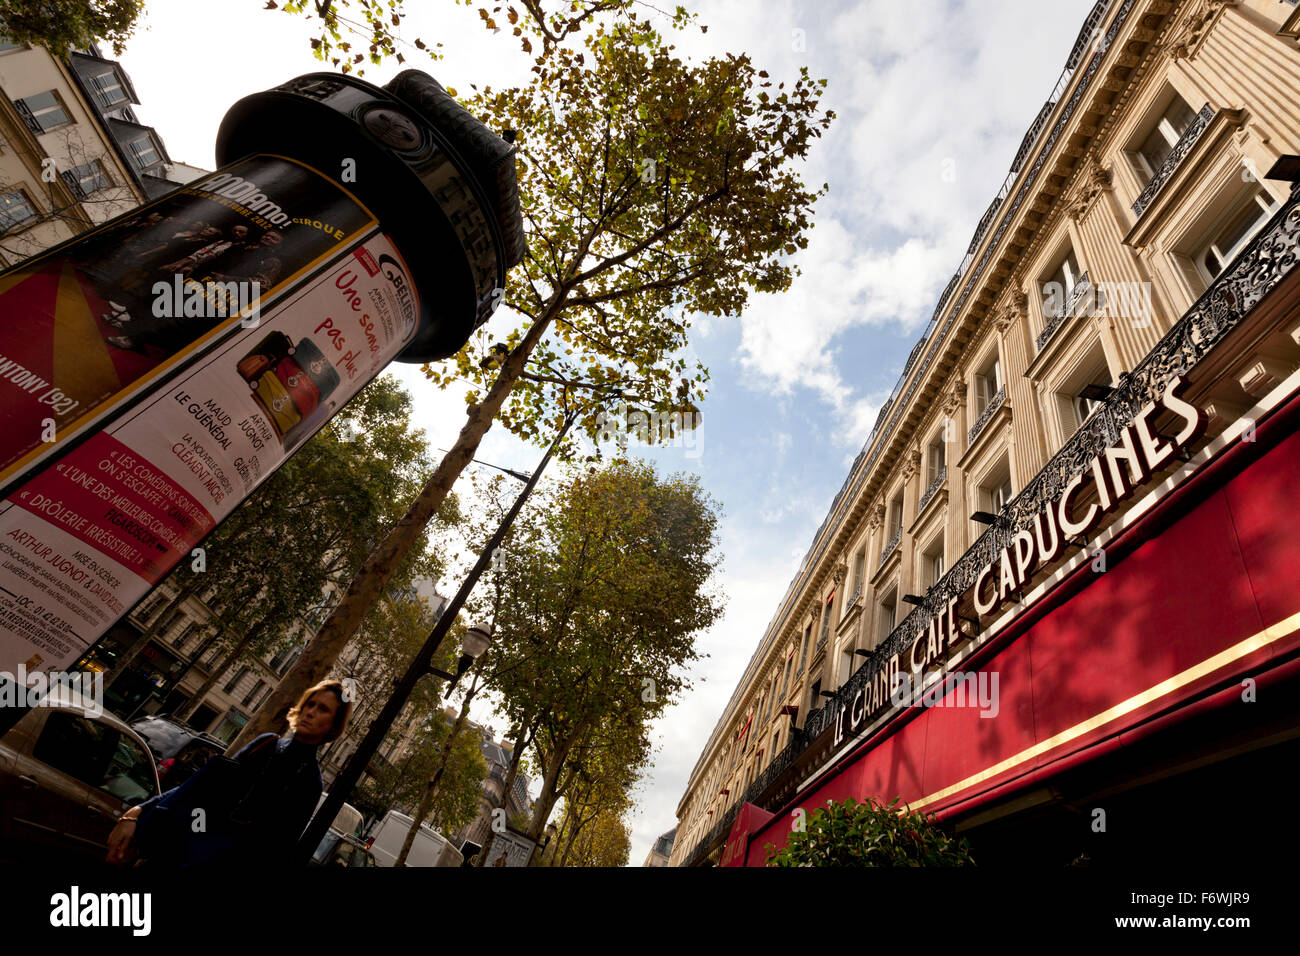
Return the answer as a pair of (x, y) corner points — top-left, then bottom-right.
(222, 665), (249, 694)
(90, 70), (128, 109)
(125, 134), (161, 171)
(781, 652), (792, 698)
(1132, 92), (1198, 185)
(14, 90), (72, 133)
(173, 623), (196, 652)
(878, 589), (897, 642)
(847, 548), (868, 600)
(1043, 246), (1085, 320)
(63, 159), (110, 198)
(927, 437), (946, 483)
(1072, 367), (1115, 432)
(974, 352), (1003, 412)
(0, 189), (38, 233)
(887, 492), (904, 538)
(838, 644), (855, 688)
(817, 592), (834, 648)
(982, 470), (1014, 515)
(922, 538), (945, 587)
(1195, 187), (1279, 284)
(241, 680), (266, 708)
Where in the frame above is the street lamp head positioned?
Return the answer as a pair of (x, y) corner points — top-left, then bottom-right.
(462, 622), (493, 660)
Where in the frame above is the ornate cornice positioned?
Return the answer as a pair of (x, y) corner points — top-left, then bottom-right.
(1159, 0), (1241, 61)
(901, 447), (923, 482)
(1069, 159), (1113, 220)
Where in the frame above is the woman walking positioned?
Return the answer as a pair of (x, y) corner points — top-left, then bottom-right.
(106, 680), (351, 868)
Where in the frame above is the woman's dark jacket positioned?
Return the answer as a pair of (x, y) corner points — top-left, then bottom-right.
(133, 732), (323, 867)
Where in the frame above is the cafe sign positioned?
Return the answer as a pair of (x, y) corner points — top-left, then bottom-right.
(835, 375), (1208, 745)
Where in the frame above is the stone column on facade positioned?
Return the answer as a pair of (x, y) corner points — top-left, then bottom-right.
(994, 293), (1045, 485)
(897, 447), (922, 602)
(1072, 159), (1166, 368)
(939, 381), (968, 561)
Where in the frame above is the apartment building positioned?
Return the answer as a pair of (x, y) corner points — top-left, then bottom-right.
(0, 36), (198, 266)
(672, 0), (1300, 867)
(452, 733), (535, 848)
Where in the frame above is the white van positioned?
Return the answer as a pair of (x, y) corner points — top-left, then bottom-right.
(366, 810), (463, 867)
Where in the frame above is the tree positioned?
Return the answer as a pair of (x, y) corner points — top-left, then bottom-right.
(0, 0), (145, 56)
(241, 3), (831, 746)
(765, 797), (977, 868)
(559, 803), (631, 867)
(479, 460), (723, 856)
(274, 0), (636, 75)
(354, 698), (487, 837)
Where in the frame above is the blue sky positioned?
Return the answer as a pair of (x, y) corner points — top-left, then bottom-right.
(115, 0), (1100, 864)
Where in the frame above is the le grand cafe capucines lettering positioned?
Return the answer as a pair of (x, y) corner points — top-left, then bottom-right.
(833, 375), (1208, 746)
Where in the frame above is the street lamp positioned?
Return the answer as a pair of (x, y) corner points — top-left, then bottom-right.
(428, 622), (494, 696)
(295, 410), (578, 865)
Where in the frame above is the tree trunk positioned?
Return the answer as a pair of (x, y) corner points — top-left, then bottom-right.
(104, 581), (199, 689)
(226, 301), (562, 754)
(523, 737), (574, 864)
(394, 688), (476, 866)
(175, 616), (269, 725)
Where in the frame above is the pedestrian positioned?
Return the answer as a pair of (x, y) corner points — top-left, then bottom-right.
(105, 680), (351, 868)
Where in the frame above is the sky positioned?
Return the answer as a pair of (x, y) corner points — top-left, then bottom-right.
(111, 0), (1101, 865)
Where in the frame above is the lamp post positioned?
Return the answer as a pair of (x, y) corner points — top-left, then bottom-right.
(295, 410), (577, 864)
(428, 622), (493, 697)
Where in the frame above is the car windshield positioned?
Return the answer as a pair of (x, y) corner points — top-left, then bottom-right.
(131, 718), (194, 759)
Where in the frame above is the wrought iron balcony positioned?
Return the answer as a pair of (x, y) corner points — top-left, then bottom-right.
(918, 466), (948, 514)
(967, 385), (1007, 445)
(880, 526), (902, 565)
(678, 182), (1300, 869)
(1131, 103), (1215, 219)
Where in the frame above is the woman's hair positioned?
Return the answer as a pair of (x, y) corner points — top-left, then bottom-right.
(286, 679), (352, 743)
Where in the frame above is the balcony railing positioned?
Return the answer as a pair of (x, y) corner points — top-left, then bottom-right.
(678, 181), (1300, 869)
(918, 466), (948, 514)
(967, 385), (1007, 445)
(880, 527), (902, 565)
(1131, 103), (1215, 219)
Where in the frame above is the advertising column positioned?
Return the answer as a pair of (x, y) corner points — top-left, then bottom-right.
(0, 70), (522, 687)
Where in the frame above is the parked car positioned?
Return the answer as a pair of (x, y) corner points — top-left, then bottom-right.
(312, 832), (378, 868)
(0, 689), (160, 865)
(128, 714), (226, 789)
(366, 810), (463, 867)
(308, 791), (367, 866)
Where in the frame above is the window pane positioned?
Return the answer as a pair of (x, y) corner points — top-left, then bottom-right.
(33, 712), (116, 787)
(101, 733), (155, 805)
(0, 189), (37, 231)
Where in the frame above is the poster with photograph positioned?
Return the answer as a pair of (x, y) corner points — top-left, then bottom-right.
(0, 155), (376, 495)
(0, 231), (420, 675)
